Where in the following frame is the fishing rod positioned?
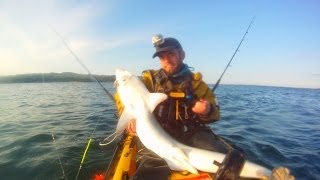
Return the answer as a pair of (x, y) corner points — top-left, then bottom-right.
(50, 26), (116, 180)
(50, 26), (115, 102)
(212, 16), (255, 92)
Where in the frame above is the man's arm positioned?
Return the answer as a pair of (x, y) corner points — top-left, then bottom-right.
(191, 73), (220, 122)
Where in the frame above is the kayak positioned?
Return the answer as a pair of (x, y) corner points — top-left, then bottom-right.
(95, 133), (217, 180)
(93, 133), (295, 180)
(104, 134), (138, 180)
(94, 133), (235, 180)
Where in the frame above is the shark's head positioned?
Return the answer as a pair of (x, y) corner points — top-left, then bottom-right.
(115, 68), (133, 87)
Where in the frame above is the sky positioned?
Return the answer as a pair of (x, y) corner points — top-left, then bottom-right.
(0, 0), (319, 89)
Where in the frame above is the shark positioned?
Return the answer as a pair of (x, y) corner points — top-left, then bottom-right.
(114, 68), (271, 178)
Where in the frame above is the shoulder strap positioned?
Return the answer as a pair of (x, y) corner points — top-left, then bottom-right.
(142, 69), (160, 92)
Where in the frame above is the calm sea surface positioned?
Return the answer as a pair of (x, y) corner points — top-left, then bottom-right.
(0, 82), (319, 180)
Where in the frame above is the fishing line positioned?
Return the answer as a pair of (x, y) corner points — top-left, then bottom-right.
(99, 132), (118, 146)
(75, 113), (103, 180)
(49, 25), (115, 102)
(41, 73), (68, 180)
(212, 16), (255, 92)
(50, 26), (117, 179)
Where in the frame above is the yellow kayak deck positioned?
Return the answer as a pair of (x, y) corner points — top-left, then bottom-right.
(95, 134), (290, 180)
(102, 134), (215, 180)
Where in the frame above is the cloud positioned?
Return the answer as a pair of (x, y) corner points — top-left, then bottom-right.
(0, 1), (104, 74)
(0, 1), (154, 75)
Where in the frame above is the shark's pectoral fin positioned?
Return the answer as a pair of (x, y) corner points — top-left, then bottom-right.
(163, 157), (183, 171)
(147, 93), (167, 112)
(162, 148), (198, 174)
(116, 108), (134, 135)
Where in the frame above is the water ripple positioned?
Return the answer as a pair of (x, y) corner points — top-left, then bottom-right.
(0, 83), (319, 179)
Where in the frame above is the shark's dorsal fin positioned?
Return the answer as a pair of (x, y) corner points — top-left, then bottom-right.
(146, 93), (167, 112)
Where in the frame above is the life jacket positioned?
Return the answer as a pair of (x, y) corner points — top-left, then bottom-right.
(142, 67), (207, 136)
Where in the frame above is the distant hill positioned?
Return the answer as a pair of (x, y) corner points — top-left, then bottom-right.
(0, 72), (115, 83)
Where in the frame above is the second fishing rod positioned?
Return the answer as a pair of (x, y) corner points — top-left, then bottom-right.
(212, 16), (255, 92)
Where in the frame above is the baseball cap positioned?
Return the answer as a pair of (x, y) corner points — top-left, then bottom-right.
(152, 34), (183, 58)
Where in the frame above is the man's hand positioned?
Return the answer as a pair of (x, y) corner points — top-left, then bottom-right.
(192, 99), (211, 116)
(126, 119), (137, 136)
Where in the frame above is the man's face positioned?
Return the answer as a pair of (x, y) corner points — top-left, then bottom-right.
(158, 49), (184, 74)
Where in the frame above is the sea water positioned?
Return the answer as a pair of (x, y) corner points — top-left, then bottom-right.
(0, 82), (319, 179)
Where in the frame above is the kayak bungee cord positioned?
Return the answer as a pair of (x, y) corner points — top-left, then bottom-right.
(212, 16), (255, 92)
(41, 73), (68, 180)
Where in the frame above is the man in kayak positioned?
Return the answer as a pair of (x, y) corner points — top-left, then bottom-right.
(115, 34), (229, 179)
